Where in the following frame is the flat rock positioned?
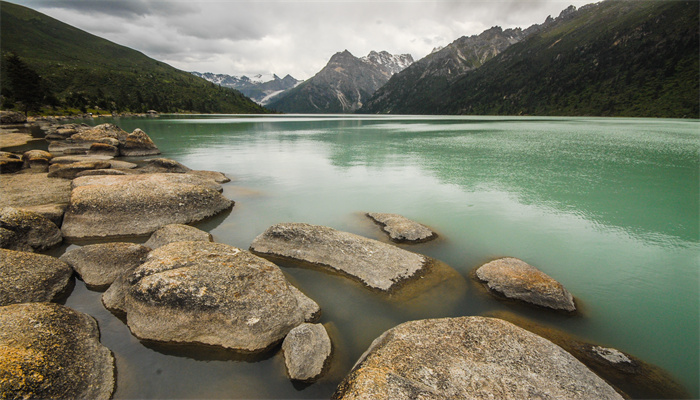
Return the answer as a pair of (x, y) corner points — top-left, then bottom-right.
(0, 303), (115, 399)
(332, 316), (623, 400)
(88, 142), (119, 157)
(144, 224), (213, 249)
(366, 212), (437, 243)
(60, 242), (151, 290)
(250, 223), (430, 292)
(282, 323), (332, 381)
(0, 249), (73, 306)
(47, 160), (112, 179)
(137, 158), (191, 174)
(0, 173), (71, 208)
(0, 207), (62, 252)
(17, 204), (67, 227)
(50, 155), (113, 165)
(106, 241), (320, 352)
(188, 170), (231, 184)
(62, 173), (233, 239)
(475, 257), (576, 312)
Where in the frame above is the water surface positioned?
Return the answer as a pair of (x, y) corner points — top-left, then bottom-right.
(65, 114), (698, 398)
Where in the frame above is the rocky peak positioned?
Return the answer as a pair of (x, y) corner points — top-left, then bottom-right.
(361, 50), (414, 76)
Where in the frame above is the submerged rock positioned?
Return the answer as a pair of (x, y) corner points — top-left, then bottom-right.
(0, 303), (115, 399)
(62, 173), (234, 239)
(106, 241), (320, 352)
(282, 323), (332, 382)
(250, 223), (432, 292)
(475, 257), (576, 312)
(144, 224), (213, 249)
(0, 249), (73, 306)
(0, 207), (62, 252)
(60, 242), (151, 290)
(366, 212), (437, 243)
(333, 316), (622, 400)
(487, 310), (691, 399)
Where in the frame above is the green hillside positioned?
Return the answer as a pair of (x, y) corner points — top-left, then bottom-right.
(0, 1), (269, 114)
(360, 0), (699, 118)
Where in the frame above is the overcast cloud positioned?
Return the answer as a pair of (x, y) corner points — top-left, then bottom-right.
(12, 0), (592, 80)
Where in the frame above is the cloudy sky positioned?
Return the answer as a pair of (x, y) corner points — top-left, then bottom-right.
(12, 0), (591, 80)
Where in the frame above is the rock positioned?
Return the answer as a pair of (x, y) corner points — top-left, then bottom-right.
(486, 310), (691, 399)
(282, 323), (332, 381)
(50, 155), (113, 165)
(0, 249), (73, 305)
(332, 316), (623, 400)
(55, 127), (78, 138)
(0, 207), (62, 252)
(22, 150), (53, 172)
(0, 303), (115, 399)
(250, 223), (430, 292)
(366, 212), (437, 243)
(69, 123), (128, 143)
(188, 170), (231, 184)
(62, 173), (233, 239)
(475, 257), (576, 312)
(60, 242), (150, 291)
(0, 111), (27, 124)
(17, 204), (67, 227)
(144, 224), (213, 249)
(48, 160), (112, 179)
(120, 128), (160, 156)
(75, 169), (129, 177)
(0, 173), (71, 209)
(47, 140), (92, 154)
(0, 151), (23, 173)
(87, 142), (119, 157)
(137, 158), (191, 174)
(108, 241), (320, 352)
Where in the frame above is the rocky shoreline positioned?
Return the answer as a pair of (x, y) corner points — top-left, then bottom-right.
(0, 111), (690, 398)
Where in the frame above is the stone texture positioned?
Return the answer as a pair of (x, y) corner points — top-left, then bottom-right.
(0, 173), (71, 209)
(0, 207), (62, 252)
(332, 316), (623, 400)
(475, 257), (576, 312)
(144, 224), (213, 249)
(0, 151), (23, 173)
(282, 323), (332, 381)
(0, 303), (115, 399)
(0, 111), (27, 124)
(47, 160), (112, 179)
(250, 223), (430, 292)
(69, 123), (127, 143)
(136, 158), (191, 174)
(188, 170), (231, 184)
(22, 150), (53, 172)
(62, 173), (234, 239)
(120, 128), (160, 156)
(366, 212), (437, 243)
(18, 204), (67, 227)
(105, 241), (320, 352)
(87, 142), (119, 157)
(60, 242), (151, 290)
(0, 249), (73, 306)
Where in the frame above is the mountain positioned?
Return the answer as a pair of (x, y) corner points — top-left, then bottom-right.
(359, 1), (699, 118)
(267, 50), (413, 113)
(190, 72), (301, 105)
(0, 1), (269, 114)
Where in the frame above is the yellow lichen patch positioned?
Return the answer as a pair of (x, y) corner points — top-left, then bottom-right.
(0, 345), (46, 394)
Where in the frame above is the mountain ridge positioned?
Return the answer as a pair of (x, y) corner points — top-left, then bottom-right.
(190, 71), (301, 105)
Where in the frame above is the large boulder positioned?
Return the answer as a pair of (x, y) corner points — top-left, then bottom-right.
(0, 303), (115, 399)
(0, 207), (62, 252)
(332, 316), (623, 400)
(136, 158), (190, 174)
(120, 128), (160, 156)
(282, 323), (332, 382)
(61, 173), (234, 239)
(104, 241), (320, 352)
(22, 150), (53, 172)
(0, 173), (71, 209)
(0, 249), (73, 306)
(250, 223), (432, 292)
(60, 242), (151, 290)
(0, 110), (27, 124)
(475, 257), (576, 312)
(366, 212), (437, 243)
(69, 123), (128, 143)
(144, 224), (213, 249)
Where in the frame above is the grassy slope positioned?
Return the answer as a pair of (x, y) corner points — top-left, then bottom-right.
(0, 1), (269, 114)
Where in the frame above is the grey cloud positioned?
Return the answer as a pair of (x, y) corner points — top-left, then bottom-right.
(18, 0), (198, 18)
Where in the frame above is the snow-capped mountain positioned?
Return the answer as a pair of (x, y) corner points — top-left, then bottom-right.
(267, 50), (413, 113)
(190, 72), (301, 105)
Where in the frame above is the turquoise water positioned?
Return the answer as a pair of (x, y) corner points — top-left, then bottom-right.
(64, 114), (698, 398)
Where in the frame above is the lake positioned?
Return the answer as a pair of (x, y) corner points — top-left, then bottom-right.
(60, 114), (698, 398)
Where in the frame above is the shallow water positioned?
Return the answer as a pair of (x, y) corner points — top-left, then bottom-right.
(63, 114), (698, 398)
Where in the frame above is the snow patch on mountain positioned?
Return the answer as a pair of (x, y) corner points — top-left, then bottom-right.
(360, 50), (414, 75)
